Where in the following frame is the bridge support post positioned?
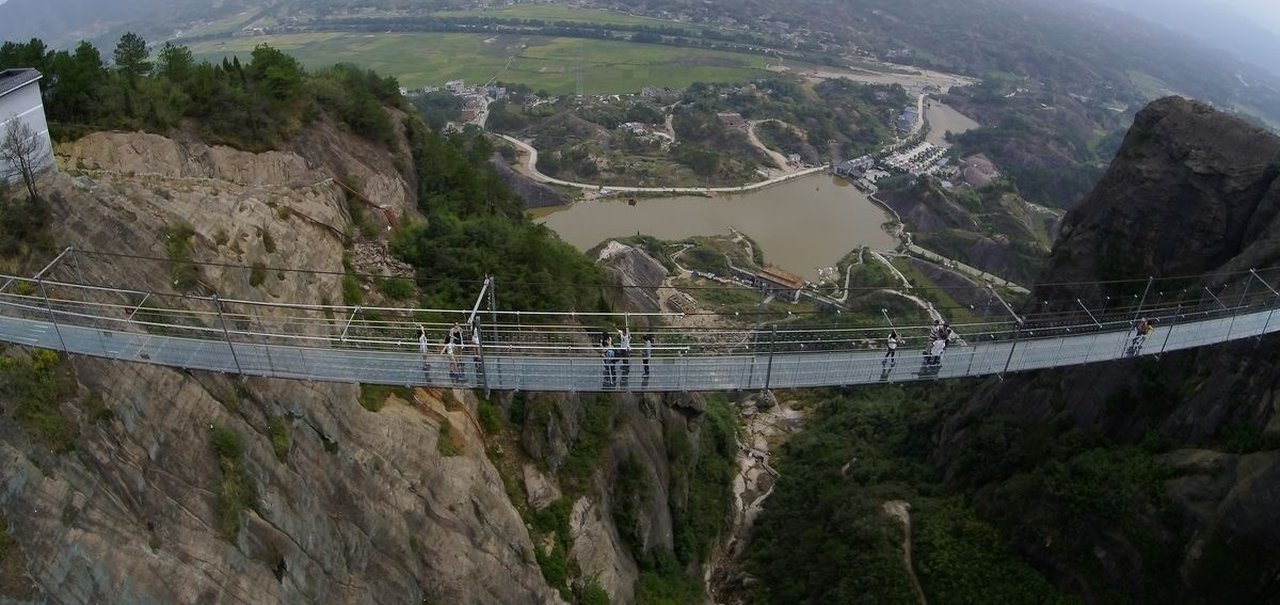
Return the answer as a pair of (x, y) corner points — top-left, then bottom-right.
(340, 306), (361, 343)
(68, 248), (109, 356)
(462, 275), (493, 393)
(37, 277), (70, 355)
(1250, 269), (1280, 339)
(987, 284), (1024, 378)
(253, 314), (278, 379)
(1158, 303), (1181, 355)
(764, 326), (777, 390)
(1224, 275), (1253, 342)
(747, 283), (766, 388)
(487, 276), (500, 390)
(473, 317), (490, 396)
(1077, 299), (1102, 329)
(1001, 326), (1020, 377)
(213, 295), (244, 377)
(1133, 276), (1153, 321)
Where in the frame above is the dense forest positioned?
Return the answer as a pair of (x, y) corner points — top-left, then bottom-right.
(746, 371), (1280, 604)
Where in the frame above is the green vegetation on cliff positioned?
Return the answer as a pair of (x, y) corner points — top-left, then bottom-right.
(0, 35), (402, 150)
(0, 349), (108, 454)
(392, 126), (611, 311)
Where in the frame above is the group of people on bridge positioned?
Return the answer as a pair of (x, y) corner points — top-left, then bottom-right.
(418, 321), (482, 382)
(402, 310), (1161, 387)
(599, 327), (655, 388)
(883, 319), (959, 377)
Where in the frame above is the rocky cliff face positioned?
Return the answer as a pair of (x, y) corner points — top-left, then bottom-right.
(597, 241), (670, 314)
(0, 124), (571, 604)
(489, 153), (567, 209)
(1, 123), (734, 605)
(933, 97), (1280, 602)
(1036, 96), (1280, 304)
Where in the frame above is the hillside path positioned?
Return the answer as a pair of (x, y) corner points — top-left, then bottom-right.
(883, 500), (928, 605)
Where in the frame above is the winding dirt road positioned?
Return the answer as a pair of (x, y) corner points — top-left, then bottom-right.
(495, 133), (828, 195)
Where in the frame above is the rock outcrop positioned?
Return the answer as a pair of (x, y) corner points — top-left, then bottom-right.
(931, 97), (1280, 602)
(490, 153), (567, 209)
(0, 365), (564, 604)
(596, 241), (670, 313)
(1036, 96), (1280, 305)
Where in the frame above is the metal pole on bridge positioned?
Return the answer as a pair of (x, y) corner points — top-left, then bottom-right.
(1133, 276), (1153, 321)
(1077, 299), (1102, 328)
(37, 277), (70, 355)
(764, 325), (777, 390)
(487, 275), (500, 389)
(1224, 273), (1253, 341)
(988, 284), (1023, 377)
(474, 317), (490, 397)
(1158, 303), (1181, 355)
(1250, 269), (1280, 339)
(69, 247), (109, 356)
(487, 275), (498, 349)
(747, 283), (766, 387)
(213, 294), (244, 377)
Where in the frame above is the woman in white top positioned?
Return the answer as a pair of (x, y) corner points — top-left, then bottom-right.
(418, 325), (430, 371)
(442, 338), (461, 379)
(929, 338), (947, 366)
(884, 330), (899, 365)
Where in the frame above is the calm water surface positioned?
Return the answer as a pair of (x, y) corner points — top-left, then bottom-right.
(924, 101), (980, 148)
(535, 173), (897, 280)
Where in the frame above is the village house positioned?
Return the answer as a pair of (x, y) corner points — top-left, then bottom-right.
(0, 68), (54, 185)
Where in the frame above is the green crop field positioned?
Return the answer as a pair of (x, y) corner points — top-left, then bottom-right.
(189, 32), (775, 94)
(436, 5), (701, 31)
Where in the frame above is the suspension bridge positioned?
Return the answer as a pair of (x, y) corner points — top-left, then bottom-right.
(3, 248), (1280, 393)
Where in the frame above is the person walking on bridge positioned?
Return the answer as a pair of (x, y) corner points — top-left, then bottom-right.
(618, 327), (632, 378)
(883, 330), (899, 366)
(601, 335), (618, 388)
(470, 319), (483, 379)
(928, 319), (943, 341)
(443, 335), (462, 382)
(418, 324), (431, 374)
(1128, 318), (1156, 355)
(920, 336), (947, 376)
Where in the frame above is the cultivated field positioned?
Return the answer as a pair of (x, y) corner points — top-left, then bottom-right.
(436, 4), (703, 32)
(189, 32), (776, 94)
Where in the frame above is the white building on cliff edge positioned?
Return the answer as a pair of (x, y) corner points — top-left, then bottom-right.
(0, 68), (54, 186)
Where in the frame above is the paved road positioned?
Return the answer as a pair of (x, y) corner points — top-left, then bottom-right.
(2, 302), (1275, 392)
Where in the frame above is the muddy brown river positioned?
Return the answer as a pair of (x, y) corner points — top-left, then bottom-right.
(534, 173), (898, 280)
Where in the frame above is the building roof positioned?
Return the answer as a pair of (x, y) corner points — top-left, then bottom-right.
(0, 68), (42, 101)
(759, 267), (806, 289)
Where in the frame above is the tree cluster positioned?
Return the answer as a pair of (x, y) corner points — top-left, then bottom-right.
(391, 125), (611, 312)
(0, 34), (403, 150)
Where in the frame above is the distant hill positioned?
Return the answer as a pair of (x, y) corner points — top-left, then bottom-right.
(0, 0), (259, 48)
(1090, 0), (1280, 78)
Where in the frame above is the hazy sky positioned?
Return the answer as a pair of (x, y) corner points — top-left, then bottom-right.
(1215, 0), (1280, 32)
(1094, 0), (1280, 34)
